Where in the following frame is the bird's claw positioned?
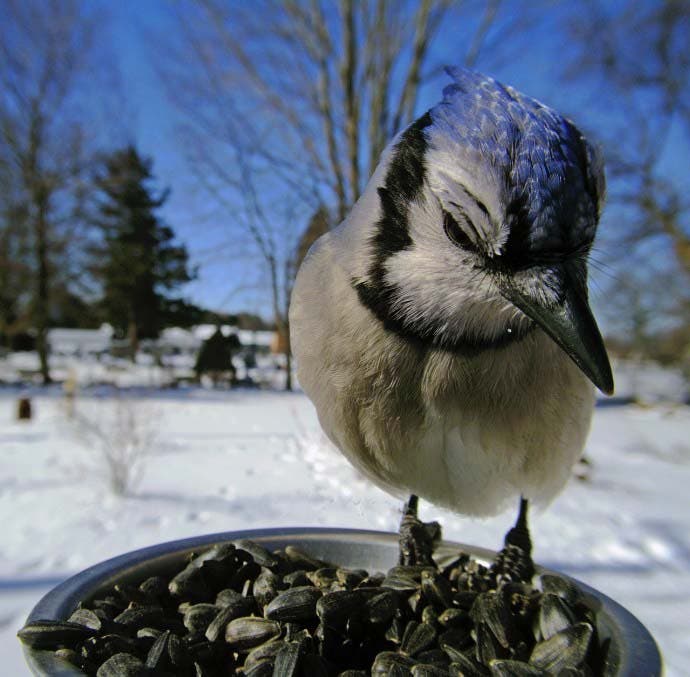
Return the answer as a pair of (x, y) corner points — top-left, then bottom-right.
(490, 497), (535, 584)
(398, 495), (441, 566)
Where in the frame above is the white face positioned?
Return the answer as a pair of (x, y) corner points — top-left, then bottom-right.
(380, 180), (536, 348)
(350, 77), (605, 354)
(377, 126), (582, 349)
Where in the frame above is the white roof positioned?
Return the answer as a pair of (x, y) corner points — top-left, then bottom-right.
(47, 324), (114, 353)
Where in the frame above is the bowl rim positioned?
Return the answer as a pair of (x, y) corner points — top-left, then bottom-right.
(22, 527), (663, 676)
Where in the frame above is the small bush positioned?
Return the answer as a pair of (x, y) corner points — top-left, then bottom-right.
(71, 397), (159, 495)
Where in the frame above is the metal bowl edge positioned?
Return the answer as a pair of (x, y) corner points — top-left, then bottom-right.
(22, 527), (663, 676)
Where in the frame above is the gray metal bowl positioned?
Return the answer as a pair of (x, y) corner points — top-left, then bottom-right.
(22, 528), (662, 676)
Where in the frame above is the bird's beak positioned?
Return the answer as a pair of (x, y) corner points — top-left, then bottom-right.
(500, 266), (614, 395)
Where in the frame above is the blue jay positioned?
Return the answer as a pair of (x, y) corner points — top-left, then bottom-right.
(290, 69), (612, 556)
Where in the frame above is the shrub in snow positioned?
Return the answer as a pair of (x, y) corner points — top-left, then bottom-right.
(71, 397), (159, 495)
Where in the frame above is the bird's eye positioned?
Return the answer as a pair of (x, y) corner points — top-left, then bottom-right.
(443, 210), (478, 252)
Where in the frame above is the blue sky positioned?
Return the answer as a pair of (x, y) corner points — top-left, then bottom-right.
(92, 0), (687, 326)
(101, 2), (249, 312)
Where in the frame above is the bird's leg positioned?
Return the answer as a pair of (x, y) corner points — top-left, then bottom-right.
(490, 496), (535, 584)
(504, 496), (532, 554)
(398, 494), (442, 566)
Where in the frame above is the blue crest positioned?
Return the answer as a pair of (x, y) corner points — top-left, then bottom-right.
(433, 68), (601, 253)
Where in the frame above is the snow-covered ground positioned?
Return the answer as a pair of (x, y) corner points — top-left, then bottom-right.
(0, 388), (688, 675)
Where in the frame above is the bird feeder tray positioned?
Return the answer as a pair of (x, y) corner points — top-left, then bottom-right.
(21, 528), (661, 676)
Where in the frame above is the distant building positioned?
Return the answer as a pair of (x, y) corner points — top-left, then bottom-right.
(47, 324), (114, 357)
(155, 325), (274, 356)
(44, 323), (276, 361)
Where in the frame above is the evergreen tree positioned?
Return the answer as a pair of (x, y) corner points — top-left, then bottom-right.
(95, 146), (196, 359)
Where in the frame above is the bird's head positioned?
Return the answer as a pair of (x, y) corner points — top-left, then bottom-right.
(353, 68), (613, 394)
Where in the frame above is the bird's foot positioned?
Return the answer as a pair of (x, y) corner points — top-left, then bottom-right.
(490, 497), (535, 584)
(398, 495), (442, 566)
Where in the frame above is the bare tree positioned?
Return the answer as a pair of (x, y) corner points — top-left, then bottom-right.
(157, 0), (514, 389)
(0, 0), (106, 381)
(565, 1), (690, 352)
(0, 171), (32, 347)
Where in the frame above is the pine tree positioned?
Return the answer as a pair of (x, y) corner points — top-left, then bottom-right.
(95, 146), (196, 360)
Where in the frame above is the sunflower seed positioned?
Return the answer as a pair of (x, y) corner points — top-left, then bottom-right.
(244, 658), (275, 676)
(254, 568), (283, 607)
(205, 603), (246, 642)
(337, 568), (368, 588)
(19, 538), (610, 676)
(265, 585), (322, 622)
(184, 603), (221, 635)
(17, 620), (96, 649)
(371, 650), (416, 675)
(169, 564), (212, 601)
(136, 626), (162, 642)
(470, 591), (516, 649)
(437, 608), (468, 629)
(401, 621), (437, 657)
(244, 639), (286, 670)
(366, 590), (400, 625)
(411, 664), (450, 676)
(489, 659), (548, 676)
(233, 539), (280, 569)
(284, 570), (310, 587)
(421, 570), (454, 609)
(529, 622), (593, 672)
(273, 640), (304, 676)
(138, 575), (169, 599)
(448, 654), (490, 677)
(68, 608), (103, 632)
(113, 604), (164, 630)
(539, 574), (581, 607)
(80, 634), (141, 664)
(382, 572), (421, 592)
(475, 622), (508, 665)
(307, 567), (338, 589)
(224, 616), (281, 651)
(96, 652), (147, 677)
(316, 590), (365, 630)
(538, 593), (576, 641)
(145, 629), (185, 671)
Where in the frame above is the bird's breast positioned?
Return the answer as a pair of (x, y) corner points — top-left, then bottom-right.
(290, 237), (595, 516)
(363, 336), (596, 515)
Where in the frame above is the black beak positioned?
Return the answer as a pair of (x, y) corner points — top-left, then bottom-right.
(500, 266), (614, 395)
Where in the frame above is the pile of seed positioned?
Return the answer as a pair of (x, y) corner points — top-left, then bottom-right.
(18, 533), (610, 677)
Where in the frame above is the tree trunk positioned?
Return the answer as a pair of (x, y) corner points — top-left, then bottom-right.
(341, 0), (360, 203)
(127, 318), (138, 363)
(25, 101), (52, 385)
(284, 319), (293, 392)
(35, 190), (51, 385)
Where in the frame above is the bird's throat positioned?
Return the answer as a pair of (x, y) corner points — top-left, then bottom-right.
(353, 277), (534, 355)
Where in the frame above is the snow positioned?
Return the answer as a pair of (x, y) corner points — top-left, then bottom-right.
(0, 388), (688, 675)
(608, 360), (688, 404)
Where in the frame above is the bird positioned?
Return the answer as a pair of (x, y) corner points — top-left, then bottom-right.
(289, 68), (613, 564)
